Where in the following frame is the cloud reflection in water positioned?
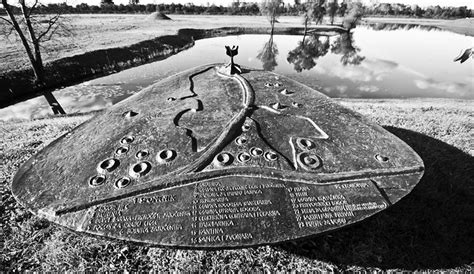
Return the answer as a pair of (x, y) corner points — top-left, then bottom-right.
(3, 27), (472, 121)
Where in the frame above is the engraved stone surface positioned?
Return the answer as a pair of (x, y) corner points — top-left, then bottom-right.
(11, 64), (424, 248)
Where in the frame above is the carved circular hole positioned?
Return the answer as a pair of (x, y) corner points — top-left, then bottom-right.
(135, 150), (149, 159)
(122, 110), (138, 118)
(214, 152), (233, 167)
(264, 82), (273, 87)
(130, 161), (151, 178)
(115, 146), (129, 156)
(242, 124), (251, 132)
(292, 102), (302, 108)
(297, 152), (322, 170)
(156, 149), (177, 163)
(304, 156), (317, 165)
(238, 152), (251, 163)
(89, 175), (106, 187)
(297, 138), (315, 150)
(375, 154), (389, 162)
(121, 136), (134, 144)
(97, 158), (120, 173)
(274, 82), (283, 87)
(235, 136), (247, 146)
(250, 147), (263, 157)
(115, 177), (131, 189)
(264, 151), (278, 161)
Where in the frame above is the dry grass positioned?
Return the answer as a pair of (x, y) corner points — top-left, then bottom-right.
(1, 14), (473, 271)
(363, 17), (474, 36)
(0, 15), (304, 74)
(1, 98), (473, 271)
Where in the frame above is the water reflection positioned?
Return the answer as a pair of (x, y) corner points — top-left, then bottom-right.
(366, 23), (441, 32)
(0, 94), (112, 121)
(287, 34), (331, 72)
(256, 34), (279, 71)
(273, 30), (365, 73)
(453, 47), (473, 64)
(331, 31), (365, 66)
(1, 27), (472, 121)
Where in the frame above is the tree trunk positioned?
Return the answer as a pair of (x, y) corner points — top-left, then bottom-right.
(43, 91), (66, 115)
(303, 17), (308, 44)
(2, 0), (66, 115)
(2, 0), (36, 67)
(270, 16), (275, 36)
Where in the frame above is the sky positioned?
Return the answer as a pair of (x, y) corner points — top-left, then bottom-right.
(59, 0), (474, 9)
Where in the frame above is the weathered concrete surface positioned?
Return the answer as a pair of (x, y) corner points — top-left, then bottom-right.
(11, 65), (424, 248)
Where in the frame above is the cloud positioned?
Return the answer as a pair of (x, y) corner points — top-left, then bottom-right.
(359, 85), (380, 93)
(325, 58), (399, 83)
(414, 78), (471, 96)
(335, 85), (348, 93)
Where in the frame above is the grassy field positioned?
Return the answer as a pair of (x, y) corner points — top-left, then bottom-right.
(1, 14), (473, 271)
(0, 15), (303, 74)
(363, 17), (474, 36)
(1, 14), (473, 74)
(1, 98), (473, 271)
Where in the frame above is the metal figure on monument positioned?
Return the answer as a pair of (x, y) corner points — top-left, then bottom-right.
(224, 45), (242, 75)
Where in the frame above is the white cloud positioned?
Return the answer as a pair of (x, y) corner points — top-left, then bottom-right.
(324, 58), (399, 83)
(359, 85), (380, 93)
(335, 85), (348, 93)
(414, 78), (470, 96)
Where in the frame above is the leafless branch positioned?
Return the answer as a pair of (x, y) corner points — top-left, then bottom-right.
(0, 16), (13, 25)
(36, 14), (60, 41)
(26, 0), (38, 18)
(6, 24), (14, 36)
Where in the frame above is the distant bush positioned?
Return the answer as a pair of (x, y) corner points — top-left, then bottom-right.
(0, 2), (470, 19)
(342, 2), (364, 29)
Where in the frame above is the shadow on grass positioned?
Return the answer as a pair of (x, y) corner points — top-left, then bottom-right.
(278, 127), (474, 270)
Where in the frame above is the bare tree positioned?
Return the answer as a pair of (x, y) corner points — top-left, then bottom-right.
(1, 0), (68, 114)
(259, 0), (282, 35)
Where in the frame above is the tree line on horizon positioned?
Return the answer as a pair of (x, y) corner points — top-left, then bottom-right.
(0, 0), (470, 115)
(0, 1), (471, 19)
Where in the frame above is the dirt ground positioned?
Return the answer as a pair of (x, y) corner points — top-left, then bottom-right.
(1, 15), (472, 74)
(1, 98), (473, 271)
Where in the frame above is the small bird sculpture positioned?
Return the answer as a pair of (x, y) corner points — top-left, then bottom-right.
(453, 47), (473, 63)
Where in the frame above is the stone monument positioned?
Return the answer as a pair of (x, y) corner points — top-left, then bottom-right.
(12, 47), (424, 248)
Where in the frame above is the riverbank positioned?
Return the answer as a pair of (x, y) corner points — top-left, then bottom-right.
(363, 17), (474, 36)
(2, 15), (472, 74)
(0, 23), (345, 108)
(2, 15), (472, 108)
(1, 98), (473, 271)
(0, 15), (306, 74)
